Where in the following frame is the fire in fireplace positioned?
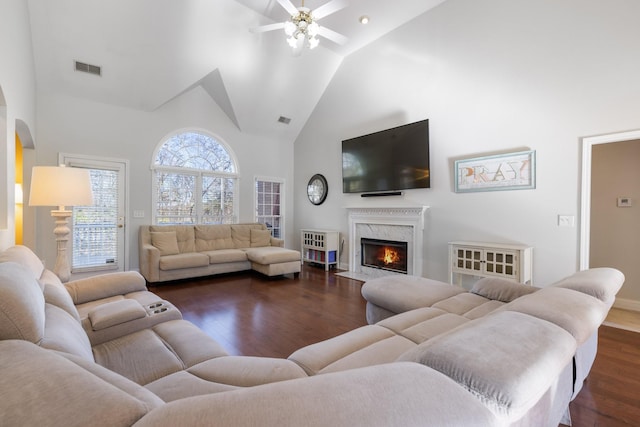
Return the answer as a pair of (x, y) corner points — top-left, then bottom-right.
(361, 238), (408, 274)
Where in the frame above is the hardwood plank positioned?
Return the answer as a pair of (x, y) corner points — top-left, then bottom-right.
(150, 266), (640, 425)
(150, 266), (368, 358)
(568, 326), (640, 426)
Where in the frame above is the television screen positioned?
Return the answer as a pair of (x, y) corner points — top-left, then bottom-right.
(342, 119), (430, 194)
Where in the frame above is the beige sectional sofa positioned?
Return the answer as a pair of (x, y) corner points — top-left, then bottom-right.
(138, 223), (301, 283)
(0, 244), (625, 426)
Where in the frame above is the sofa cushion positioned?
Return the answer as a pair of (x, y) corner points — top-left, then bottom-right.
(0, 340), (160, 427)
(195, 225), (235, 251)
(159, 253), (210, 271)
(431, 292), (493, 315)
(231, 225), (252, 248)
(41, 303), (95, 361)
(203, 249), (248, 264)
(93, 320), (229, 385)
(549, 267), (625, 305)
(150, 226), (195, 253)
(499, 287), (609, 344)
(250, 229), (271, 247)
(0, 262), (45, 343)
(470, 277), (539, 302)
(135, 363), (500, 427)
(43, 282), (81, 321)
(150, 231), (180, 256)
(288, 325), (396, 376)
(361, 275), (465, 315)
(398, 311), (576, 420)
(0, 245), (45, 280)
(245, 246), (300, 265)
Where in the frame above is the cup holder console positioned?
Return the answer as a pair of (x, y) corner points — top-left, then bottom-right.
(147, 301), (172, 315)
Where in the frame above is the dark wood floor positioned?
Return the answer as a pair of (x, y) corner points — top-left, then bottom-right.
(150, 266), (640, 426)
(150, 265), (368, 357)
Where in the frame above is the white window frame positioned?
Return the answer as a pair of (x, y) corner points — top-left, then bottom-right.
(254, 176), (285, 240)
(151, 129), (240, 225)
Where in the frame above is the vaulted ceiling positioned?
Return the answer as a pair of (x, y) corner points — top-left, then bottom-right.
(27, 0), (446, 141)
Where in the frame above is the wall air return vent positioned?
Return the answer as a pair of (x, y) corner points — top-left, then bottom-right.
(74, 61), (102, 76)
(278, 116), (291, 125)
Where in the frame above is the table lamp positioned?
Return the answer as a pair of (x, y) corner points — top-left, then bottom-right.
(29, 165), (94, 282)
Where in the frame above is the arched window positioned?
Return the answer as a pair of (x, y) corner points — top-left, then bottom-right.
(152, 131), (239, 224)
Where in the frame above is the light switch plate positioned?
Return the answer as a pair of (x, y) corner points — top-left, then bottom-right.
(133, 210), (145, 218)
(558, 215), (575, 227)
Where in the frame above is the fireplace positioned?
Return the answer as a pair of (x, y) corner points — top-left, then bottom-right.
(361, 238), (408, 274)
(343, 206), (428, 280)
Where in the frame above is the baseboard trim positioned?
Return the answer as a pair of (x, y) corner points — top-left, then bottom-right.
(613, 297), (640, 312)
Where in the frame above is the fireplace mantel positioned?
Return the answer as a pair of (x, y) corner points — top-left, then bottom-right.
(345, 206), (429, 279)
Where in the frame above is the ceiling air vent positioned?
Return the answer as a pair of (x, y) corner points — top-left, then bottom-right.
(74, 61), (102, 76)
(278, 116), (291, 125)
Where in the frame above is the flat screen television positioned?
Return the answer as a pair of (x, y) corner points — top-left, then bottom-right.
(342, 119), (430, 194)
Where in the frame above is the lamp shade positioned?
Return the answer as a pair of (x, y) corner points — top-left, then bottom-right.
(29, 166), (94, 208)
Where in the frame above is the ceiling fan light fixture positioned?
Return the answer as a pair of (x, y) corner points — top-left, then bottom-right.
(252, 0), (348, 53)
(284, 21), (296, 36)
(307, 21), (319, 36)
(287, 35), (299, 48)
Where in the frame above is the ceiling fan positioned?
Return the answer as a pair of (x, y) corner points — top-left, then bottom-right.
(251, 0), (349, 54)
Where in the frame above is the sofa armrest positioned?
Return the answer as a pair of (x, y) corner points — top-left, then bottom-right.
(270, 237), (284, 248)
(139, 242), (161, 283)
(65, 271), (148, 305)
(88, 299), (148, 330)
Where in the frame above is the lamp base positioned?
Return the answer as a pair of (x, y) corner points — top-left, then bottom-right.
(51, 209), (72, 283)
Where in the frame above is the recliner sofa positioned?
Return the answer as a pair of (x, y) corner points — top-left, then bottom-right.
(0, 244), (624, 426)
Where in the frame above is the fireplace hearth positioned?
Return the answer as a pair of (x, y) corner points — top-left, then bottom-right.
(361, 238), (408, 274)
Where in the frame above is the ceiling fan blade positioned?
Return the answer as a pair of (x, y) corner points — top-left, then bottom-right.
(312, 0), (348, 20)
(317, 26), (349, 45)
(277, 0), (300, 17)
(250, 22), (286, 33)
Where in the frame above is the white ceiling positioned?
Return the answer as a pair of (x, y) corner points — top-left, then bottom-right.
(26, 0), (446, 142)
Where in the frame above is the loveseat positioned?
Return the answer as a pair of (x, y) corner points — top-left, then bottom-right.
(0, 244), (624, 426)
(138, 223), (301, 283)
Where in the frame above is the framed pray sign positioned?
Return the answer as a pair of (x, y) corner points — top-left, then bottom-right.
(454, 150), (536, 193)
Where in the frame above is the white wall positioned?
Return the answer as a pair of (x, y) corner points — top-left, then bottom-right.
(0, 0), (37, 250)
(33, 87), (295, 272)
(294, 0), (640, 288)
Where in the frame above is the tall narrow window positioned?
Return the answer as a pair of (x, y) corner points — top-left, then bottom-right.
(153, 131), (238, 224)
(255, 177), (284, 239)
(73, 169), (119, 270)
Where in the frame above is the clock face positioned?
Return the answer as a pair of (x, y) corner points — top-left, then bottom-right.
(307, 174), (328, 205)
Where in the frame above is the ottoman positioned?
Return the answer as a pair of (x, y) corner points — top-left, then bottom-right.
(244, 246), (301, 277)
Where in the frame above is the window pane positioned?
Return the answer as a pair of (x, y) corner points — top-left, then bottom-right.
(73, 169), (118, 269)
(155, 132), (235, 172)
(202, 176), (235, 224)
(156, 172), (196, 224)
(255, 178), (283, 239)
(153, 131), (238, 225)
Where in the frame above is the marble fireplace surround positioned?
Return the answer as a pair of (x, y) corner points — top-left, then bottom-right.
(343, 206), (428, 281)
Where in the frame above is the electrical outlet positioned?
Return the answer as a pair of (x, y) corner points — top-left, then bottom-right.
(558, 215), (575, 227)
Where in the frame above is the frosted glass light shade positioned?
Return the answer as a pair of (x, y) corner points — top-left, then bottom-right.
(29, 166), (94, 208)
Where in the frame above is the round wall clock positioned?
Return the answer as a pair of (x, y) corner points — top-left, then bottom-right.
(307, 174), (328, 205)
